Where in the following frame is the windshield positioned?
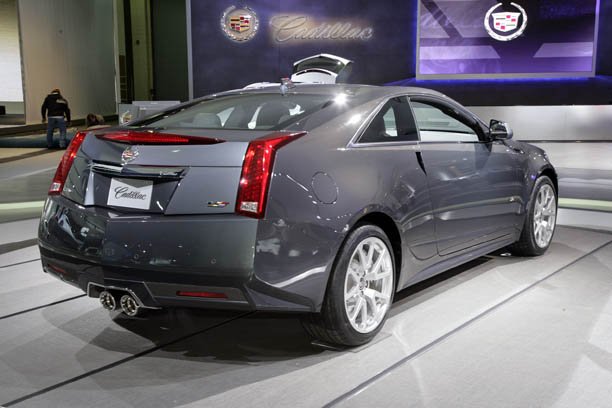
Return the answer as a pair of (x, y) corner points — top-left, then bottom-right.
(134, 94), (333, 131)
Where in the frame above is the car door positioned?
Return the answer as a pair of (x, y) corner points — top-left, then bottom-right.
(352, 96), (437, 264)
(410, 96), (524, 256)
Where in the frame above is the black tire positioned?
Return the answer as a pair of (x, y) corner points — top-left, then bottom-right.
(509, 176), (557, 256)
(302, 224), (395, 347)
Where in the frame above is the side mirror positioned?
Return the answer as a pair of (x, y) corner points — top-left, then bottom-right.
(489, 119), (513, 140)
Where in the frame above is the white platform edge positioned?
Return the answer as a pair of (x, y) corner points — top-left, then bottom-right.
(557, 207), (612, 233)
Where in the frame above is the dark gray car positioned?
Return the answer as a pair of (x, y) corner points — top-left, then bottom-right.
(38, 84), (557, 346)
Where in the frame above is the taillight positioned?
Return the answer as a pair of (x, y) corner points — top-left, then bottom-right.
(236, 131), (306, 219)
(96, 130), (224, 145)
(48, 131), (87, 195)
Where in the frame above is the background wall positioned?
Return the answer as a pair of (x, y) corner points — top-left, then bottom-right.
(189, 0), (612, 106)
(596, 0), (612, 75)
(0, 0), (24, 113)
(129, 0), (153, 101)
(190, 0), (417, 97)
(392, 0), (612, 106)
(18, 0), (116, 124)
(151, 0), (188, 102)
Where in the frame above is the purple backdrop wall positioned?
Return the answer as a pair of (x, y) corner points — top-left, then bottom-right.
(190, 0), (417, 97)
(190, 0), (612, 105)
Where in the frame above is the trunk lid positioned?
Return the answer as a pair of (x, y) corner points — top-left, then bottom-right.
(62, 128), (269, 215)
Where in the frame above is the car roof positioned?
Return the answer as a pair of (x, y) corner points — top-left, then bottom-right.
(211, 84), (451, 105)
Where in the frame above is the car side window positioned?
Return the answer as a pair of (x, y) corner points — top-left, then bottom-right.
(410, 100), (479, 143)
(358, 97), (418, 144)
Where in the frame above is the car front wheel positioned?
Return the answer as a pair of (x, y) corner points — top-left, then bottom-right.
(302, 224), (395, 346)
(510, 175), (557, 256)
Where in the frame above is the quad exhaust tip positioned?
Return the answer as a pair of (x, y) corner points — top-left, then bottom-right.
(120, 294), (140, 317)
(99, 291), (141, 317)
(99, 291), (117, 311)
(93, 284), (151, 316)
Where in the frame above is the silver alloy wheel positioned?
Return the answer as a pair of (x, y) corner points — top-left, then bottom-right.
(533, 184), (557, 248)
(344, 236), (394, 334)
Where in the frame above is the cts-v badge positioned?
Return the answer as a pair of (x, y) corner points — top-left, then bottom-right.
(121, 146), (139, 165)
(207, 201), (230, 208)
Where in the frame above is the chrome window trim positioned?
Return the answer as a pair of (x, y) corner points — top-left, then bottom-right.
(346, 97), (391, 148)
(408, 95), (489, 143)
(417, 140), (485, 145)
(346, 91), (481, 149)
(349, 140), (420, 149)
(347, 92), (424, 148)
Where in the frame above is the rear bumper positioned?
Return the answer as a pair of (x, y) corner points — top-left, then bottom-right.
(38, 196), (316, 312)
(39, 247), (254, 311)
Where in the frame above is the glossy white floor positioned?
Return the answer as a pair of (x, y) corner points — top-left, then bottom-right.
(1, 144), (612, 407)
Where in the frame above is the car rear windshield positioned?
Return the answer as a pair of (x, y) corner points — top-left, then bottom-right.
(133, 93), (333, 131)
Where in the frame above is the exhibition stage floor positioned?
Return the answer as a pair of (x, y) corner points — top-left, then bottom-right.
(1, 222), (612, 407)
(1, 143), (612, 407)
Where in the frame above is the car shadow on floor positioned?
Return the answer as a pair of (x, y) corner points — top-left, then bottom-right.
(83, 256), (510, 361)
(61, 255), (524, 405)
(72, 310), (336, 402)
(22, 248), (574, 406)
(45, 247), (540, 371)
(108, 309), (324, 361)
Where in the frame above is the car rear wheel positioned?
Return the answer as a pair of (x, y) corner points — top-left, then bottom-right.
(302, 224), (395, 347)
(510, 175), (557, 256)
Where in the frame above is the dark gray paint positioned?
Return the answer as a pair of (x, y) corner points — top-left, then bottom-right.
(38, 84), (555, 313)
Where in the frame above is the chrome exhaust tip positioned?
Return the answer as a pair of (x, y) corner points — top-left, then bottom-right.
(119, 294), (140, 317)
(99, 291), (117, 311)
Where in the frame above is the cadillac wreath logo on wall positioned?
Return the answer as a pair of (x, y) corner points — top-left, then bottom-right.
(221, 5), (259, 42)
(484, 2), (528, 42)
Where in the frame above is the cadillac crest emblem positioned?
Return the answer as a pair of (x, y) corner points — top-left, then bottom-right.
(221, 5), (259, 42)
(121, 146), (139, 165)
(484, 2), (528, 42)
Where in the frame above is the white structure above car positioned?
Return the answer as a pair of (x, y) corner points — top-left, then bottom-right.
(244, 53), (353, 89)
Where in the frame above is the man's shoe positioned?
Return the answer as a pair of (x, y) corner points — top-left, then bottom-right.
(59, 141), (66, 149)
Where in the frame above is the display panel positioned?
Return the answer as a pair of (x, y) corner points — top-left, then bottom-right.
(417, 0), (600, 79)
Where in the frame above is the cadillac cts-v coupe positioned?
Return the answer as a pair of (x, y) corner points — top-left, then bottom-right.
(38, 84), (557, 346)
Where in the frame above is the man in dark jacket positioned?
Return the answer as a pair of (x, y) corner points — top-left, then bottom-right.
(41, 88), (71, 148)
